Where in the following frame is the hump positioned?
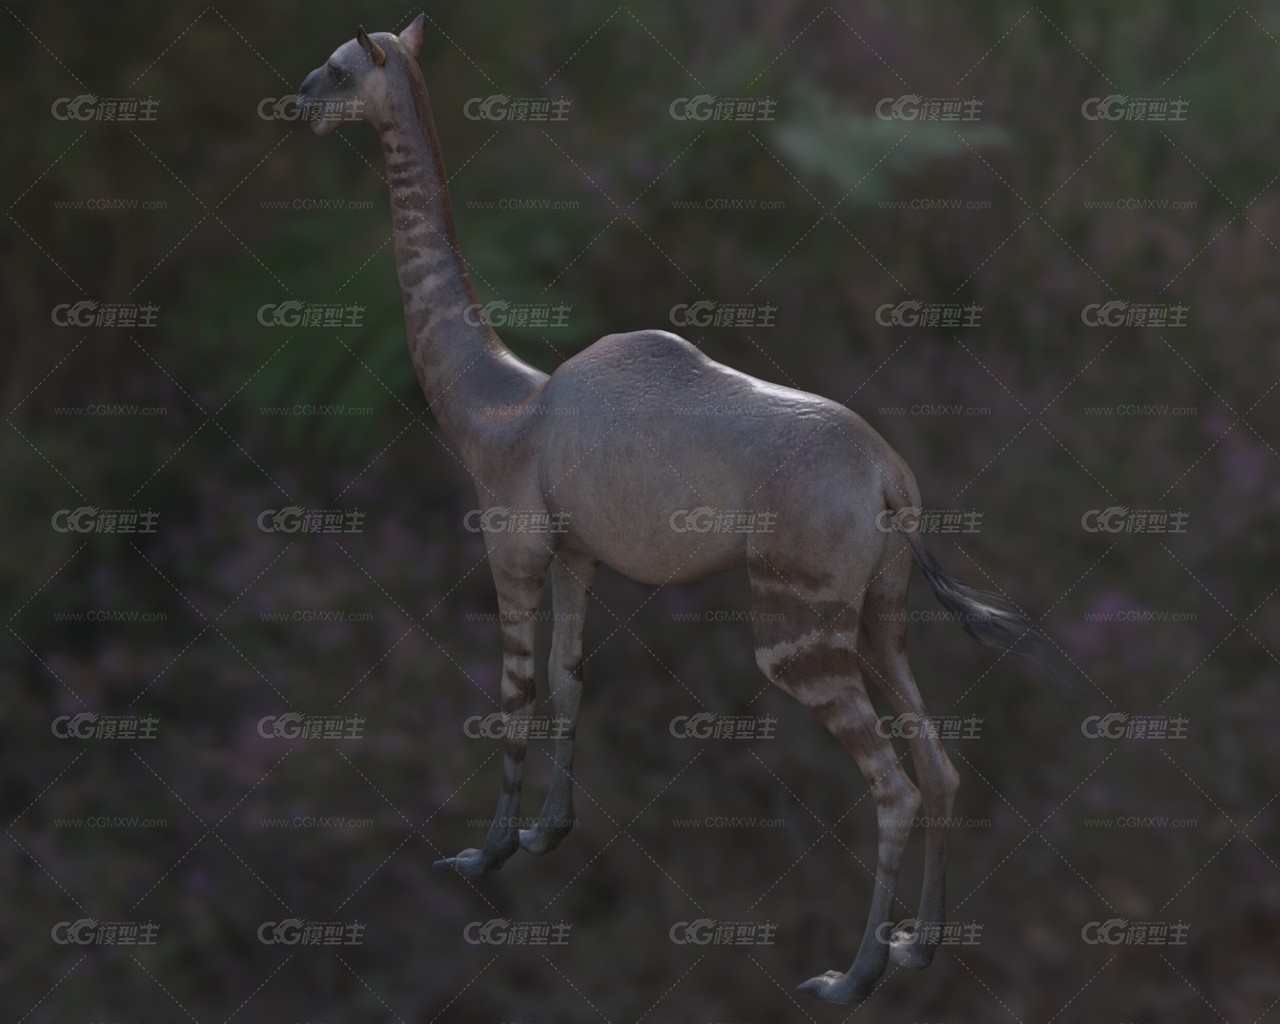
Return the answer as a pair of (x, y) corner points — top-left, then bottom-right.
(589, 329), (699, 360)
(545, 329), (712, 408)
(559, 329), (704, 378)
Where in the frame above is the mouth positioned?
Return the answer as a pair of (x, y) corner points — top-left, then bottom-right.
(296, 92), (337, 136)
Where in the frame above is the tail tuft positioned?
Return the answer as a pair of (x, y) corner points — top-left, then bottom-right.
(905, 533), (1079, 716)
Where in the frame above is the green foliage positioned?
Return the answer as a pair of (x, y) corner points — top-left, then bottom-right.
(770, 82), (1009, 203)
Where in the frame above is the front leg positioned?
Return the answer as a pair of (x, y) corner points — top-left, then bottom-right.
(434, 561), (545, 878)
(520, 551), (597, 855)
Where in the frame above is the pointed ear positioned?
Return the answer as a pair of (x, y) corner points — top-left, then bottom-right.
(356, 26), (386, 67)
(399, 13), (425, 57)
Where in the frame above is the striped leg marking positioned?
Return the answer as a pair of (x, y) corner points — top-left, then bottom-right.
(434, 571), (543, 877)
(520, 553), (597, 855)
(751, 574), (920, 1005)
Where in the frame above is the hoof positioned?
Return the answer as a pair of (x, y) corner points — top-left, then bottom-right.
(432, 847), (501, 878)
(797, 969), (874, 1005)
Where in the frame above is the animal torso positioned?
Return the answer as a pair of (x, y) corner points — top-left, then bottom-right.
(528, 330), (909, 586)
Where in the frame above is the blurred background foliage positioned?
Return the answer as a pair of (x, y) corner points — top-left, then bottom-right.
(2, 0), (1278, 1021)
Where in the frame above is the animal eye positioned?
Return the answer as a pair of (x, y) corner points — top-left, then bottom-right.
(327, 63), (343, 82)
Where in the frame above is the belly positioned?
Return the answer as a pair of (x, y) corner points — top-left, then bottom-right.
(544, 430), (753, 584)
(566, 516), (748, 585)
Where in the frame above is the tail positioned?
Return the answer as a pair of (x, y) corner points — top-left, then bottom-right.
(897, 517), (1078, 715)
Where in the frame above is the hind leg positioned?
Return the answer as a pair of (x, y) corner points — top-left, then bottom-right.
(750, 566), (920, 1004)
(861, 569), (961, 970)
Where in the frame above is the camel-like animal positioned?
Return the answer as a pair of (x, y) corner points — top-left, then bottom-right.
(297, 16), (1066, 1004)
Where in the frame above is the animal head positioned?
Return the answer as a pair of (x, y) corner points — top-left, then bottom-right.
(296, 15), (425, 135)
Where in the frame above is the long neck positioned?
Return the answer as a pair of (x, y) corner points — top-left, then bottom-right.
(375, 60), (545, 478)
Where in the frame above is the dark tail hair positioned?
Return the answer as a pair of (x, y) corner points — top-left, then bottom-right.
(903, 530), (1078, 715)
